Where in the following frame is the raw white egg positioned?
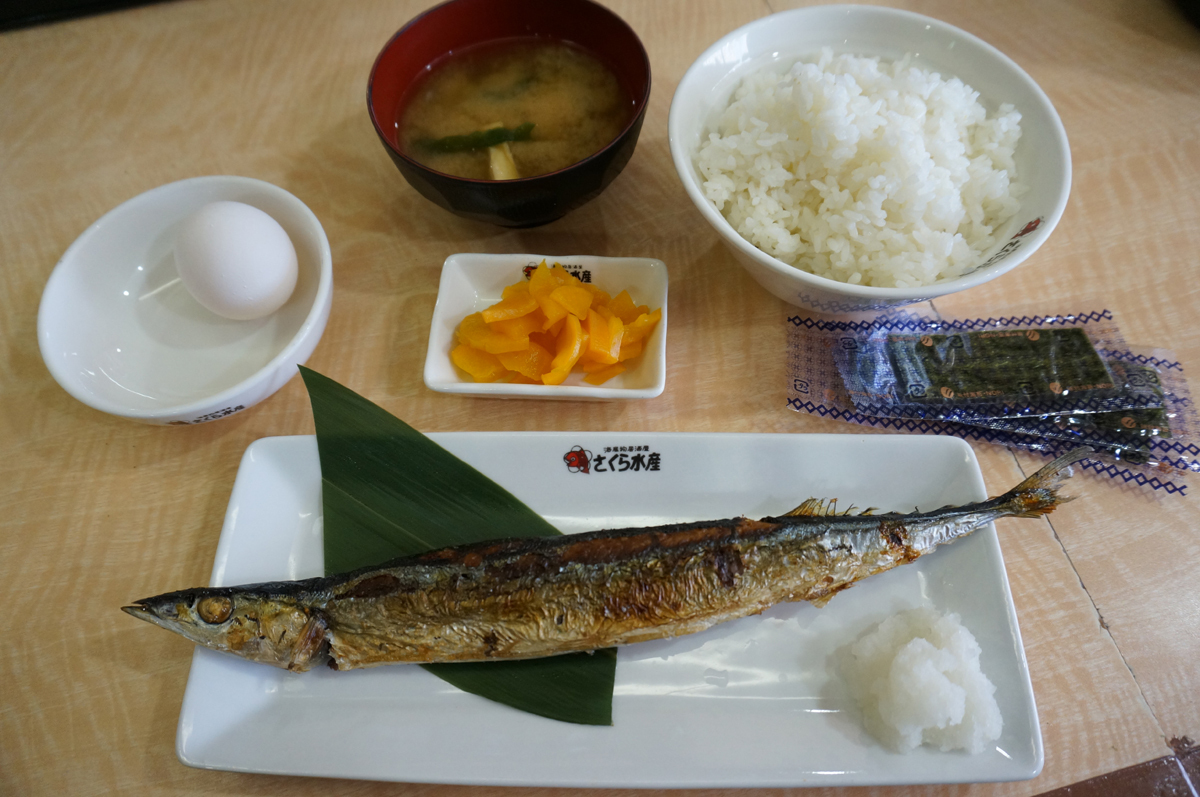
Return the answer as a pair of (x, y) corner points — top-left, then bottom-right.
(174, 201), (298, 321)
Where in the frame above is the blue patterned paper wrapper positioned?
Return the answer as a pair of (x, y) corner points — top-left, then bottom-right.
(787, 309), (1197, 497)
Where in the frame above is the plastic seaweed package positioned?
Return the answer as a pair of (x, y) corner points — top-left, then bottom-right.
(831, 313), (1161, 423)
(954, 351), (1197, 473)
(882, 328), (1112, 404)
(786, 310), (1196, 496)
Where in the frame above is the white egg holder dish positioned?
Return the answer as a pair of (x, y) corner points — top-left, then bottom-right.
(38, 176), (332, 425)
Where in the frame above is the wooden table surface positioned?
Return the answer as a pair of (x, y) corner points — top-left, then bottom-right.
(3, 0), (1198, 794)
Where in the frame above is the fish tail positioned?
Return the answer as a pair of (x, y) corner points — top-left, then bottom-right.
(994, 447), (1091, 518)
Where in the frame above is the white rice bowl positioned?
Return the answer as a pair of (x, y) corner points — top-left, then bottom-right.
(840, 607), (1003, 754)
(695, 48), (1024, 288)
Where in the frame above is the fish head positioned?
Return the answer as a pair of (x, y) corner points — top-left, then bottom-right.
(122, 585), (329, 671)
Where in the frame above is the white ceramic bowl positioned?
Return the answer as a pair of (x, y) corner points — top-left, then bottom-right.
(424, 253), (667, 400)
(38, 176), (332, 424)
(668, 4), (1071, 314)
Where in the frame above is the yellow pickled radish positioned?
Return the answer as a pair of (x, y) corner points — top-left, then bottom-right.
(528, 261), (565, 300)
(617, 338), (643, 362)
(482, 291), (538, 323)
(581, 283), (611, 306)
(498, 341), (554, 380)
(450, 262), (660, 388)
(542, 314), (585, 385)
(621, 308), (661, 346)
(579, 356), (614, 373)
(584, 362), (626, 385)
(501, 280), (531, 300)
(585, 308), (623, 365)
(607, 290), (641, 324)
(539, 295), (569, 328)
(450, 343), (508, 382)
(550, 283), (593, 319)
(457, 313), (528, 353)
(490, 310), (545, 340)
(528, 329), (559, 352)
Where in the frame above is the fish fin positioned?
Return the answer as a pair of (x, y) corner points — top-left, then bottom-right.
(783, 499), (877, 517)
(996, 447), (1091, 517)
(287, 615), (330, 672)
(783, 497), (828, 516)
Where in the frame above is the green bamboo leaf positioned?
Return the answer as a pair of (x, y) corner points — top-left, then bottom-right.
(299, 367), (616, 725)
(427, 648), (618, 726)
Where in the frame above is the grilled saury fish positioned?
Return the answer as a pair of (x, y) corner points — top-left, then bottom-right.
(123, 448), (1086, 671)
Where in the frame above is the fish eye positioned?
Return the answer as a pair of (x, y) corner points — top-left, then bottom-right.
(196, 595), (233, 624)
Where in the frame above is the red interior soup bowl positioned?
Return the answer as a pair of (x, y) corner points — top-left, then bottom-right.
(368, 0), (651, 228)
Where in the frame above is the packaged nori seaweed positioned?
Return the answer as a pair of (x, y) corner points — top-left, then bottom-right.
(950, 359), (1186, 466)
(786, 310), (1197, 495)
(886, 328), (1113, 404)
(833, 322), (1160, 422)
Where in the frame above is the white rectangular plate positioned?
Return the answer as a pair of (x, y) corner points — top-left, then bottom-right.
(423, 253), (667, 400)
(178, 433), (1042, 787)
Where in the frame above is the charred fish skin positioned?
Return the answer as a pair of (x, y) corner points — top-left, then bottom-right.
(123, 447), (1087, 672)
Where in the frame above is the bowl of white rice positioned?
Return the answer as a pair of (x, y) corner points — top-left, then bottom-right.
(668, 5), (1070, 313)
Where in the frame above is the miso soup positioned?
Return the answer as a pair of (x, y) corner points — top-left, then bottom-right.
(397, 38), (633, 180)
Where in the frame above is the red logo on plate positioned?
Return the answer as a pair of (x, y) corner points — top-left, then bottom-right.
(563, 446), (592, 473)
(564, 445), (662, 474)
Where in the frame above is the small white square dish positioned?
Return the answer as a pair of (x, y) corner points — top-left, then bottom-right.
(423, 253), (668, 399)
